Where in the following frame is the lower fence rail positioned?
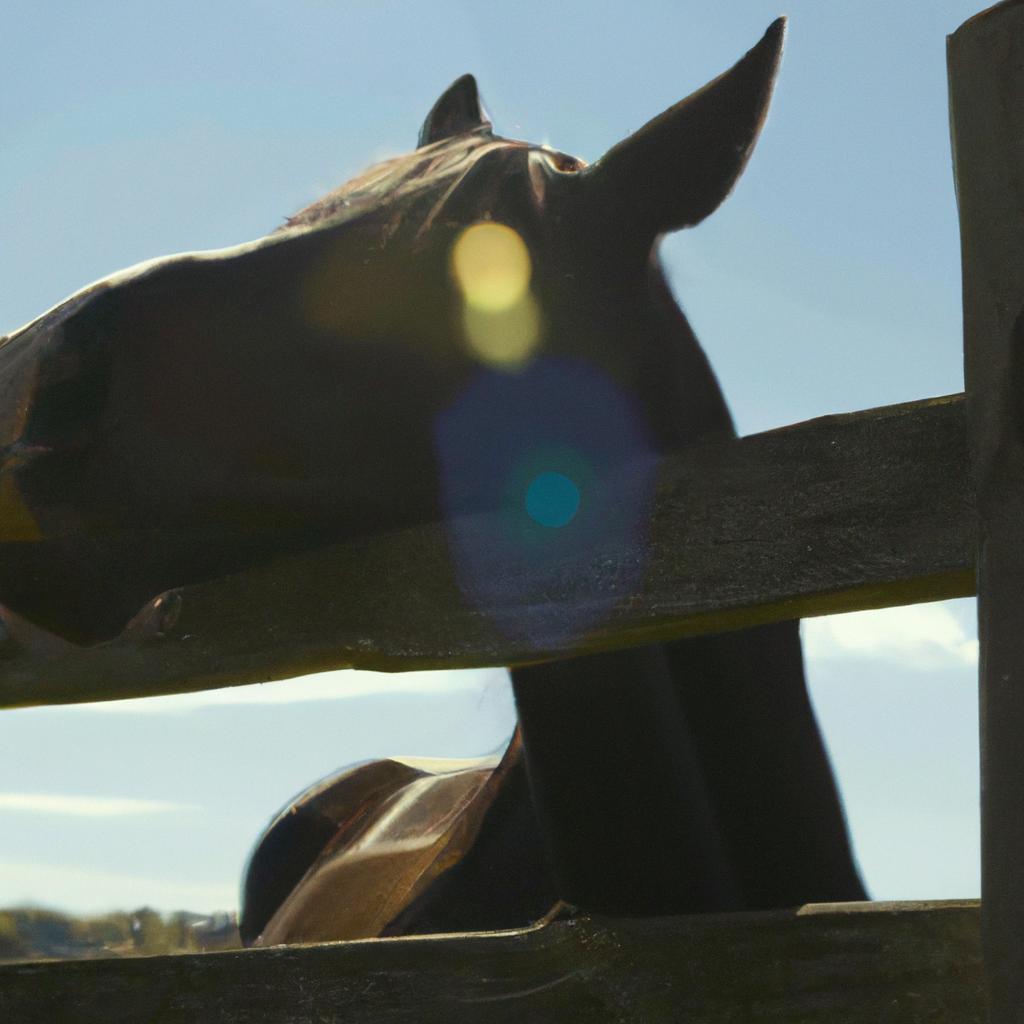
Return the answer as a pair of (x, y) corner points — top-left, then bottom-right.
(0, 900), (984, 1024)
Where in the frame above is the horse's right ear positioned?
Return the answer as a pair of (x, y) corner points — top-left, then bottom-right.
(418, 74), (492, 147)
(578, 18), (785, 244)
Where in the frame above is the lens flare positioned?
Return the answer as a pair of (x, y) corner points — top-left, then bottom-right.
(433, 355), (662, 646)
(525, 472), (580, 528)
(451, 222), (531, 312)
(0, 472), (43, 541)
(462, 293), (540, 368)
(452, 223), (541, 368)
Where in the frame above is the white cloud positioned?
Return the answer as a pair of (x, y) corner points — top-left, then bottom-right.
(78, 666), (509, 714)
(802, 599), (978, 671)
(0, 794), (194, 817)
(0, 859), (236, 916)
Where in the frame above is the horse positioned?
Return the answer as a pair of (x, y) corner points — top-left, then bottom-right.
(0, 17), (866, 943)
(236, 21), (868, 945)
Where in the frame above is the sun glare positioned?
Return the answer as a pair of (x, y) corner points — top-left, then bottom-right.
(452, 222), (541, 368)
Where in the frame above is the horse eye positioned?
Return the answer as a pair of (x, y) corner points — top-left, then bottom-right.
(545, 151), (583, 174)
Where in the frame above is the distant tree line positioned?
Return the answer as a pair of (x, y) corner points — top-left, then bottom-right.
(0, 906), (240, 961)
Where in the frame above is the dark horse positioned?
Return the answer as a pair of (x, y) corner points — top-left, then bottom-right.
(0, 18), (866, 942)
(238, 21), (867, 944)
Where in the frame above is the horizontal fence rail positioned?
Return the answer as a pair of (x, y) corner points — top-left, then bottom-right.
(0, 901), (986, 1024)
(0, 392), (975, 709)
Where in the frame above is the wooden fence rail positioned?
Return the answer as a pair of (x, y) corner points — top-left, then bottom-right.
(949, 2), (1024, 1019)
(0, 901), (986, 1024)
(0, 392), (975, 709)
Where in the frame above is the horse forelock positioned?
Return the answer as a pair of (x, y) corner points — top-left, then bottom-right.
(279, 130), (521, 234)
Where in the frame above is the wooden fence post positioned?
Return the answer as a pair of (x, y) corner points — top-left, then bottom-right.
(949, 2), (1024, 1019)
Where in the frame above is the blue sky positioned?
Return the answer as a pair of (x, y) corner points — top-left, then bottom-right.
(0, 0), (984, 915)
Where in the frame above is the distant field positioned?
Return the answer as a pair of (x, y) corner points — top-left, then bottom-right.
(0, 906), (241, 962)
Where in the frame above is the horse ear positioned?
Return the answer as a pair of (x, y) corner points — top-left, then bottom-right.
(580, 18), (785, 241)
(418, 74), (492, 147)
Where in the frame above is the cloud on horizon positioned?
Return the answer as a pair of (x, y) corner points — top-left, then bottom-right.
(802, 598), (977, 671)
(76, 667), (511, 715)
(0, 859), (237, 917)
(0, 794), (195, 816)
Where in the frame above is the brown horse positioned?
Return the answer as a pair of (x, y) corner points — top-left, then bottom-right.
(0, 16), (865, 943)
(235, 21), (867, 945)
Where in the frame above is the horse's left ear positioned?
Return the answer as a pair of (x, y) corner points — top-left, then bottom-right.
(579, 17), (785, 241)
(418, 74), (492, 147)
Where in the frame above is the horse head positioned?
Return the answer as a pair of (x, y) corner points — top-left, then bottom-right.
(0, 20), (784, 648)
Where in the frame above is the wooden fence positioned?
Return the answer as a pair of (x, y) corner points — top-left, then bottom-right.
(1, 1), (1022, 1020)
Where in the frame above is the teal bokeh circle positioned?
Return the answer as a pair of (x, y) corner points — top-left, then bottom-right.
(525, 472), (580, 527)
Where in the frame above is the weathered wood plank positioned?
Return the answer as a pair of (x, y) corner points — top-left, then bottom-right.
(949, 3), (1024, 1020)
(0, 393), (975, 708)
(0, 901), (985, 1024)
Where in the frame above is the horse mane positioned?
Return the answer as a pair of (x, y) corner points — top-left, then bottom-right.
(278, 129), (509, 233)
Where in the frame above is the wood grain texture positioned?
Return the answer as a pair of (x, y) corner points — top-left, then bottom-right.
(0, 901), (985, 1023)
(0, 393), (975, 708)
(949, 3), (1024, 1019)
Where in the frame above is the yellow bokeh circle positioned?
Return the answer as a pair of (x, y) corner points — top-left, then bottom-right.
(462, 293), (540, 368)
(451, 222), (532, 312)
